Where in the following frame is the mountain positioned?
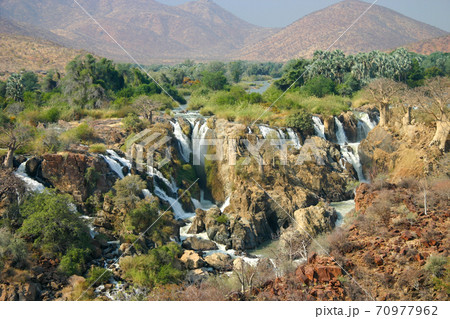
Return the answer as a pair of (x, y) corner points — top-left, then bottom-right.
(0, 0), (276, 63)
(238, 0), (449, 62)
(400, 35), (450, 55)
(0, 33), (85, 80)
(0, 17), (85, 79)
(0, 17), (71, 46)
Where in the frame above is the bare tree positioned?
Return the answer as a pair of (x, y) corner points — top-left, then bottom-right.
(133, 96), (163, 124)
(0, 123), (33, 168)
(412, 77), (449, 151)
(366, 78), (406, 127)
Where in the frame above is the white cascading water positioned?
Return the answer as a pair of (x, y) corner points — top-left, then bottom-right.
(14, 161), (45, 193)
(154, 184), (194, 220)
(192, 121), (210, 167)
(356, 112), (377, 142)
(170, 120), (192, 163)
(147, 166), (178, 195)
(220, 196), (231, 212)
(334, 117), (365, 182)
(287, 128), (302, 149)
(312, 116), (326, 139)
(101, 154), (126, 179)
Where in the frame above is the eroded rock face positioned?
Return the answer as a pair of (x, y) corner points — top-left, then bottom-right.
(0, 283), (39, 301)
(293, 204), (338, 237)
(40, 153), (118, 203)
(338, 112), (358, 143)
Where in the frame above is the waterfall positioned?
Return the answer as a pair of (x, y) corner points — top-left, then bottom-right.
(341, 144), (365, 182)
(154, 184), (194, 220)
(142, 189), (152, 198)
(287, 128), (302, 149)
(192, 121), (209, 167)
(356, 112), (376, 142)
(220, 196), (231, 212)
(80, 215), (97, 239)
(334, 117), (366, 182)
(334, 117), (348, 145)
(312, 116), (326, 139)
(14, 161), (45, 193)
(171, 120), (192, 163)
(147, 166), (178, 195)
(101, 155), (126, 179)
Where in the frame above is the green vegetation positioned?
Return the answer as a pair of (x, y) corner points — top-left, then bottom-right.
(88, 143), (107, 154)
(120, 243), (184, 288)
(0, 228), (28, 271)
(19, 191), (91, 255)
(58, 248), (90, 276)
(86, 266), (112, 286)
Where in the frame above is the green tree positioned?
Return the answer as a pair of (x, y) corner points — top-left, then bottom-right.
(229, 61), (245, 83)
(406, 58), (425, 88)
(21, 71), (39, 92)
(19, 191), (91, 255)
(302, 76), (336, 98)
(275, 59), (309, 90)
(201, 71), (227, 91)
(6, 73), (24, 102)
(58, 248), (89, 276)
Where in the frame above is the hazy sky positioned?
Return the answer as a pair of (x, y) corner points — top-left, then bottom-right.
(161, 0), (450, 31)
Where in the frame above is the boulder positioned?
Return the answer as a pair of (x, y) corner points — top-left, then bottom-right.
(25, 157), (42, 177)
(180, 250), (205, 269)
(293, 204), (338, 237)
(182, 237), (218, 251)
(205, 253), (233, 271)
(186, 268), (209, 283)
(188, 209), (206, 234)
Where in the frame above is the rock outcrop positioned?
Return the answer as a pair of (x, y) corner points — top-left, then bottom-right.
(40, 152), (118, 203)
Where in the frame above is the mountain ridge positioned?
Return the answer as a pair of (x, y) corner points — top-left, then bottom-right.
(237, 0), (448, 61)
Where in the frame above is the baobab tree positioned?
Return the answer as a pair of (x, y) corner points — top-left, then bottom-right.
(0, 123), (33, 168)
(133, 96), (162, 124)
(366, 78), (406, 127)
(413, 77), (449, 151)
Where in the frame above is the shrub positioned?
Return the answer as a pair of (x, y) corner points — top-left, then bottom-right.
(113, 175), (146, 210)
(285, 110), (314, 134)
(214, 214), (229, 224)
(88, 143), (107, 154)
(0, 228), (28, 270)
(19, 191), (91, 255)
(120, 242), (184, 288)
(62, 122), (97, 144)
(122, 113), (145, 133)
(59, 248), (89, 276)
(425, 255), (448, 278)
(86, 266), (112, 286)
(73, 122), (96, 141)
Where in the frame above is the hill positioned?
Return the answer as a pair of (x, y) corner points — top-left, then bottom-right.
(238, 0), (448, 62)
(401, 35), (450, 55)
(0, 33), (85, 80)
(0, 0), (276, 63)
